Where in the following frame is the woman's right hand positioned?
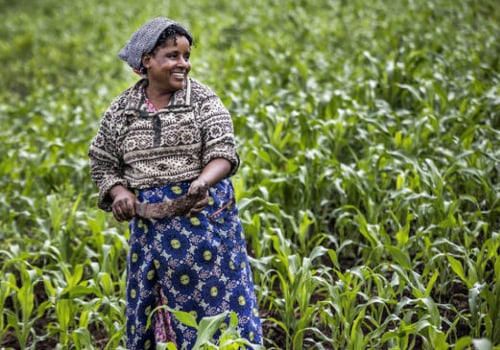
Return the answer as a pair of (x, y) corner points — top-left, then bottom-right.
(110, 185), (137, 222)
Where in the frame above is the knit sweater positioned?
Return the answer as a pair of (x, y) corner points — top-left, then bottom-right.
(88, 78), (239, 211)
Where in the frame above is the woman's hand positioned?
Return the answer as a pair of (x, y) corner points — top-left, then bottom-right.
(186, 158), (232, 217)
(110, 185), (137, 222)
(187, 179), (209, 217)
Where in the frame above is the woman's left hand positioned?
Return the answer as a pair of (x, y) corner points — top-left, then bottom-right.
(187, 179), (209, 217)
(186, 159), (231, 217)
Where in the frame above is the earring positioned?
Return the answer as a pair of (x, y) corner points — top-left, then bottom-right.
(139, 66), (148, 79)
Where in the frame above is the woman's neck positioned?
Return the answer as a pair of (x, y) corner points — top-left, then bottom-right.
(145, 84), (173, 110)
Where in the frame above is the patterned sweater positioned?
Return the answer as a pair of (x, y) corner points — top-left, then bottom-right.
(88, 78), (239, 211)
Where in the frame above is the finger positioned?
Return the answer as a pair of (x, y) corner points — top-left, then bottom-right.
(122, 200), (136, 218)
(197, 197), (209, 207)
(188, 202), (207, 217)
(129, 202), (136, 217)
(187, 205), (203, 217)
(188, 184), (201, 197)
(113, 205), (129, 222)
(193, 197), (209, 210)
(113, 209), (124, 222)
(187, 208), (200, 217)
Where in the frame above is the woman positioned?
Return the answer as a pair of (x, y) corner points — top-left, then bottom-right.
(88, 17), (263, 349)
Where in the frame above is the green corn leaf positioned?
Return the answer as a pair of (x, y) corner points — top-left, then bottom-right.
(386, 245), (412, 271)
(56, 298), (72, 331)
(192, 311), (229, 349)
(453, 336), (473, 350)
(99, 272), (114, 295)
(447, 255), (467, 286)
(424, 271), (439, 297)
(421, 296), (441, 327)
(172, 309), (198, 329)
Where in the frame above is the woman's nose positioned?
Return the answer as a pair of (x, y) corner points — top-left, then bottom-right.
(177, 56), (188, 67)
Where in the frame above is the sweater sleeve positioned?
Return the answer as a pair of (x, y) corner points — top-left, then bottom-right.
(197, 94), (240, 176)
(88, 108), (128, 211)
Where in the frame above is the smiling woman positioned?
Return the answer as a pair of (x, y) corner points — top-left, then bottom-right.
(88, 17), (263, 350)
(2, 0), (500, 348)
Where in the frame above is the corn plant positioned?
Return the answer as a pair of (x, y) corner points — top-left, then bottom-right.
(1, 0), (500, 348)
(145, 308), (265, 350)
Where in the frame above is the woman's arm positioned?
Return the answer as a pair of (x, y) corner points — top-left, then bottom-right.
(89, 108), (131, 212)
(194, 158), (232, 188)
(198, 93), (240, 176)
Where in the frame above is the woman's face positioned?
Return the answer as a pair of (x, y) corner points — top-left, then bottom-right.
(143, 35), (191, 91)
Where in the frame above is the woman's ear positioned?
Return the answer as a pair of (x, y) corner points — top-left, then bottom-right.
(142, 54), (151, 70)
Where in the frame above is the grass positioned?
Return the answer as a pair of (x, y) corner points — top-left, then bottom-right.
(0, 0), (499, 349)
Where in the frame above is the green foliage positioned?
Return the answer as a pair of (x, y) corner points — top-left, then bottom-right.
(1, 0), (499, 349)
(146, 307), (265, 350)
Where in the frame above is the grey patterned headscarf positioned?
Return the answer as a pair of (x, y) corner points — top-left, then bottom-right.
(118, 17), (188, 70)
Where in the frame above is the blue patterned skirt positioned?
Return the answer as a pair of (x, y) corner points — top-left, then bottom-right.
(125, 178), (263, 349)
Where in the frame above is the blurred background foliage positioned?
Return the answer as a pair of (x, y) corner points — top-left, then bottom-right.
(0, 0), (499, 348)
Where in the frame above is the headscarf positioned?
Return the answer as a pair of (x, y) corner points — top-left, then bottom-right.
(118, 17), (190, 71)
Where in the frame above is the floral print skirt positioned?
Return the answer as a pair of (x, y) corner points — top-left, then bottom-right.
(125, 178), (263, 349)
